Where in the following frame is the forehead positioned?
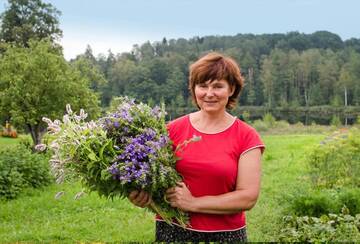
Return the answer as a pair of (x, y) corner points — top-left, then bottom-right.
(201, 79), (229, 85)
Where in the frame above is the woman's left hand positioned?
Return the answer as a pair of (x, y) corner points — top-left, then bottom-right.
(166, 182), (196, 212)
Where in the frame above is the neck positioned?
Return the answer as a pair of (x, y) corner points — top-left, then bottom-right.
(198, 109), (228, 124)
(190, 109), (234, 134)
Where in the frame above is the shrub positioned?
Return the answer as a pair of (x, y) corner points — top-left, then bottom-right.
(252, 119), (269, 132)
(289, 190), (339, 217)
(338, 188), (360, 215)
(263, 112), (276, 127)
(289, 188), (360, 217)
(279, 208), (360, 242)
(307, 128), (360, 188)
(276, 120), (290, 128)
(0, 144), (53, 200)
(330, 115), (341, 127)
(241, 110), (251, 122)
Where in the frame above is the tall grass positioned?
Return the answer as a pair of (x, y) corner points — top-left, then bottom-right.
(0, 133), (326, 242)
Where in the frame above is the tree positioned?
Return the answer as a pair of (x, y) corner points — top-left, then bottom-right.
(261, 57), (275, 108)
(70, 54), (107, 92)
(0, 0), (62, 47)
(0, 40), (100, 146)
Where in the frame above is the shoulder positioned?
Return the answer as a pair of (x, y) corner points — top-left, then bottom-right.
(167, 114), (189, 130)
(232, 118), (265, 154)
(233, 118), (259, 135)
(166, 114), (190, 140)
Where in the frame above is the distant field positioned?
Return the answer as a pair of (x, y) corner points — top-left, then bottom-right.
(0, 133), (327, 242)
(0, 137), (21, 148)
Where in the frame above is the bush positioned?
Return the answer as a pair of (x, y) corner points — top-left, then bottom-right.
(289, 188), (360, 217)
(276, 120), (290, 128)
(0, 144), (53, 200)
(338, 188), (360, 215)
(280, 208), (360, 242)
(307, 128), (360, 188)
(252, 119), (269, 132)
(289, 190), (339, 217)
(263, 112), (276, 127)
(330, 115), (342, 127)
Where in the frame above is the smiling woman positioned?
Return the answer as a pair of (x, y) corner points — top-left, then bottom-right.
(194, 79), (234, 114)
(129, 52), (265, 242)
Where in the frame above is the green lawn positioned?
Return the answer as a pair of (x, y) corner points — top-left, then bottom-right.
(247, 134), (325, 241)
(0, 137), (21, 148)
(0, 133), (326, 242)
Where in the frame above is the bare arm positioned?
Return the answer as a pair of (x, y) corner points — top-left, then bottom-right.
(166, 148), (262, 214)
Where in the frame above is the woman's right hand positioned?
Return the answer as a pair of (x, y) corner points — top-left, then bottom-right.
(128, 190), (152, 208)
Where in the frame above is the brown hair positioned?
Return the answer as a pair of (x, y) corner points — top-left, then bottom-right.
(188, 52), (244, 109)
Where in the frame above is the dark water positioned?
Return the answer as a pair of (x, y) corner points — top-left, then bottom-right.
(247, 112), (358, 125)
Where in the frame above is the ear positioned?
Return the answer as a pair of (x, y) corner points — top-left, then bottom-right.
(229, 85), (235, 97)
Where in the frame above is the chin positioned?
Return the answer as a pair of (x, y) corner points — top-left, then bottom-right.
(201, 107), (222, 113)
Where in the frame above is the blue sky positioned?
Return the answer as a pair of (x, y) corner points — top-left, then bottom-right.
(0, 0), (359, 59)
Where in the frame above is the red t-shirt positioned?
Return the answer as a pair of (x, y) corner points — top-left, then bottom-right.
(157, 114), (265, 232)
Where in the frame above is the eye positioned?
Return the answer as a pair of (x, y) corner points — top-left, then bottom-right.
(213, 84), (224, 89)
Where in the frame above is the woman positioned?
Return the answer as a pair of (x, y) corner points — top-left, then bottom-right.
(129, 52), (265, 242)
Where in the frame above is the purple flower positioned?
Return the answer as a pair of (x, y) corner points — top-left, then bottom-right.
(113, 121), (120, 128)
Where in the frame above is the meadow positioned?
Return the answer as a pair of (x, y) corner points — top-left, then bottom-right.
(0, 133), (326, 242)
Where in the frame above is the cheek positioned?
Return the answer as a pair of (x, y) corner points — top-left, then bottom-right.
(194, 88), (205, 98)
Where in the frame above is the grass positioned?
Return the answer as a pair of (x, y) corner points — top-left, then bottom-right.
(0, 183), (154, 242)
(0, 132), (327, 242)
(246, 134), (325, 241)
(0, 137), (21, 148)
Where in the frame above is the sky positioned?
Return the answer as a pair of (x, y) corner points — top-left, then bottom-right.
(0, 0), (359, 60)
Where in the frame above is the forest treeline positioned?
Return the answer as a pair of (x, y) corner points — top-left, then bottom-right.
(75, 31), (360, 111)
(1, 0), (360, 134)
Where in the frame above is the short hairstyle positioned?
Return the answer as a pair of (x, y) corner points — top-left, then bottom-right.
(188, 52), (244, 109)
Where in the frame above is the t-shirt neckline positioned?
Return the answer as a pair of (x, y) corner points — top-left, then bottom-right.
(188, 114), (237, 135)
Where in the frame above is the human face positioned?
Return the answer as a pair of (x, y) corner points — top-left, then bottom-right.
(194, 79), (234, 113)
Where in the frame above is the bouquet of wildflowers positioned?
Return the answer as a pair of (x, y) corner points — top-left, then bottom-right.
(42, 97), (196, 226)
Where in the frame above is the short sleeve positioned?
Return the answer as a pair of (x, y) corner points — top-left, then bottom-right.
(239, 125), (265, 157)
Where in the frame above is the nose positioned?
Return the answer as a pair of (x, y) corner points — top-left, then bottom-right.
(204, 87), (215, 97)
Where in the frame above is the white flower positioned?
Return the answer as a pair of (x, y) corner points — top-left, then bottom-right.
(87, 121), (97, 129)
(53, 119), (61, 126)
(42, 117), (52, 125)
(49, 141), (60, 150)
(48, 125), (61, 134)
(34, 144), (47, 152)
(74, 115), (81, 123)
(80, 109), (88, 119)
(63, 114), (70, 124)
(66, 104), (73, 115)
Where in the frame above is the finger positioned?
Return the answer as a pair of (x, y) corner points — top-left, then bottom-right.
(137, 191), (146, 202)
(166, 187), (176, 194)
(166, 192), (177, 199)
(176, 182), (184, 187)
(128, 190), (139, 201)
(140, 195), (149, 207)
(145, 195), (152, 206)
